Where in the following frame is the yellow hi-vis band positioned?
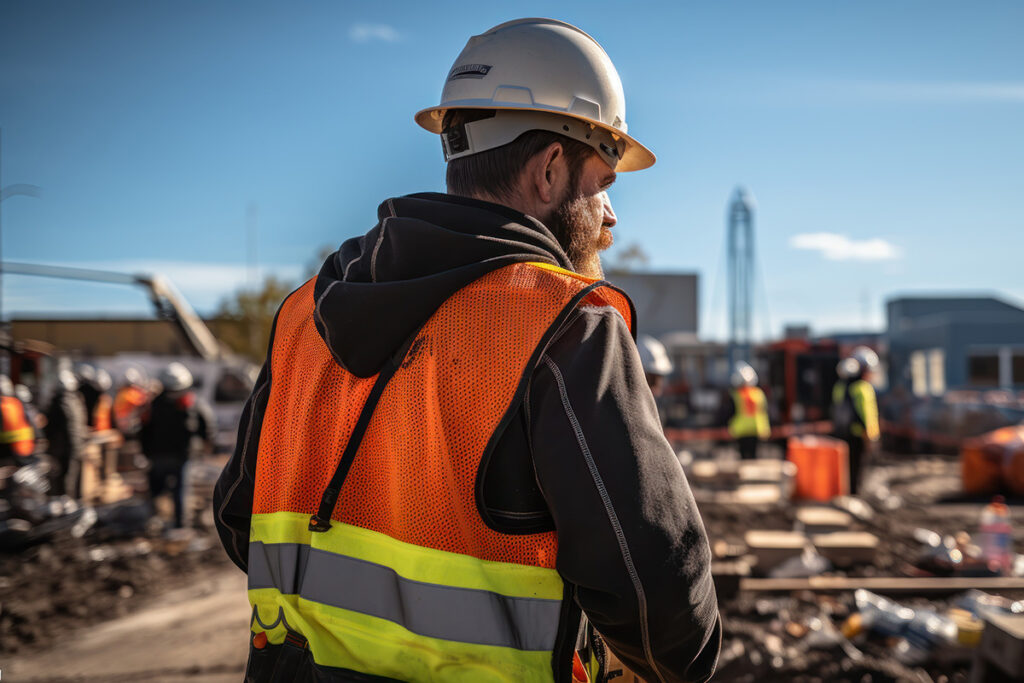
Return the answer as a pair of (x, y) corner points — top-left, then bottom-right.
(0, 427), (33, 444)
(248, 512), (563, 681)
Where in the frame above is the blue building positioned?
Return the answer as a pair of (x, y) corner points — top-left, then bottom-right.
(886, 296), (1024, 394)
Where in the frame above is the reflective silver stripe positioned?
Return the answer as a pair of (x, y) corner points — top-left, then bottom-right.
(248, 542), (561, 651)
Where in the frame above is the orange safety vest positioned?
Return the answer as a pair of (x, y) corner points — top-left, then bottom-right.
(114, 385), (149, 431)
(92, 394), (113, 432)
(0, 396), (35, 457)
(249, 261), (633, 680)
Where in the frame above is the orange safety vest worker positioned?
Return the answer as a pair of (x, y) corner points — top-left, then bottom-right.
(728, 385), (770, 440)
(246, 262), (632, 681)
(0, 395), (35, 458)
(113, 385), (149, 433)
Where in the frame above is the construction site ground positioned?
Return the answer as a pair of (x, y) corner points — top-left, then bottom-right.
(2, 450), (1019, 682)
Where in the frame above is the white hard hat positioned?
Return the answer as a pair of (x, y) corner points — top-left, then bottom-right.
(416, 18), (655, 172)
(58, 369), (80, 392)
(837, 358), (861, 380)
(851, 346), (879, 373)
(94, 369), (112, 393)
(159, 362), (193, 392)
(637, 335), (673, 376)
(124, 366), (146, 387)
(14, 384), (32, 405)
(731, 361), (758, 388)
(75, 363), (96, 384)
(0, 375), (13, 397)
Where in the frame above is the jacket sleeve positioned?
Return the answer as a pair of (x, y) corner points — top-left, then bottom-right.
(527, 307), (721, 683)
(213, 361), (271, 572)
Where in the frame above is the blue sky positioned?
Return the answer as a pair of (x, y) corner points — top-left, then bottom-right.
(1, 1), (1022, 338)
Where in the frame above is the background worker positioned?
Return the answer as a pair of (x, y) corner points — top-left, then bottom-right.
(832, 347), (880, 496)
(722, 361), (771, 460)
(637, 334), (673, 396)
(638, 334), (674, 426)
(45, 370), (89, 496)
(15, 384), (43, 434)
(75, 363), (113, 431)
(215, 18), (719, 683)
(114, 366), (151, 438)
(0, 375), (35, 463)
(142, 362), (214, 528)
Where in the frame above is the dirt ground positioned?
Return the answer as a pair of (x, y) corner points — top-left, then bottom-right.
(1, 452), (1020, 682)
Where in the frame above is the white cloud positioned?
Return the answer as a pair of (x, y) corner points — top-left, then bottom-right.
(789, 233), (902, 261)
(349, 23), (401, 43)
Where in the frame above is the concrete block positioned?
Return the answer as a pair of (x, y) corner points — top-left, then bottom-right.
(811, 531), (879, 568)
(797, 506), (853, 534)
(744, 530), (808, 573)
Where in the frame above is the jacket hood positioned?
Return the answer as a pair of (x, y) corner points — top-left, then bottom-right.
(312, 192), (575, 378)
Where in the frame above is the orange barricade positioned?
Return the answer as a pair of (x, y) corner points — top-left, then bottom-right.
(786, 436), (849, 501)
(962, 426), (1024, 495)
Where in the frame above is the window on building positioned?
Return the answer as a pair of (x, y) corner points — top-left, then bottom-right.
(928, 349), (945, 395)
(968, 353), (1000, 387)
(1014, 353), (1024, 386)
(910, 351), (928, 397)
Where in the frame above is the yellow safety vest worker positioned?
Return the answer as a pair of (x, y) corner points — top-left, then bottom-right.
(728, 386), (770, 439)
(247, 262), (633, 681)
(832, 379), (879, 441)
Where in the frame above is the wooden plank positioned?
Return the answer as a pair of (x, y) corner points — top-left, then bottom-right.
(739, 576), (1024, 595)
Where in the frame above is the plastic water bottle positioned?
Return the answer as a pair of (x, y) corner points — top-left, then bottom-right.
(979, 495), (1013, 575)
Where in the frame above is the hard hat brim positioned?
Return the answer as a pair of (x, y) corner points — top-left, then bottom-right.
(415, 104), (656, 172)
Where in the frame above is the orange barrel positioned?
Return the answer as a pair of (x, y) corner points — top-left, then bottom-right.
(962, 426), (1023, 495)
(996, 427), (1024, 495)
(786, 435), (849, 501)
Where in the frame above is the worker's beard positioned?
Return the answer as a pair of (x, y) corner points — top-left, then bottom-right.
(547, 178), (611, 279)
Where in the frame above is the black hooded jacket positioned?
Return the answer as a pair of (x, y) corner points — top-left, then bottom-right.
(213, 193), (720, 682)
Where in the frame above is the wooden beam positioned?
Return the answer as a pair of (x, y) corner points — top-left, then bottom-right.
(739, 576), (1024, 595)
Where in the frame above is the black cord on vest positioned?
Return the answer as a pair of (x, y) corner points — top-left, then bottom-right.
(309, 334), (418, 532)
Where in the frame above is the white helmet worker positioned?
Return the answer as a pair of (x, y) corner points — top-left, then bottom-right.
(416, 18), (655, 172)
(637, 335), (673, 377)
(730, 361), (758, 388)
(159, 362), (194, 393)
(851, 346), (879, 374)
(0, 375), (13, 397)
(837, 357), (861, 380)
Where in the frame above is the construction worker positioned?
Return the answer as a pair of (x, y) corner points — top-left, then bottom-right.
(76, 363), (113, 431)
(215, 18), (719, 683)
(15, 384), (42, 432)
(45, 370), (89, 496)
(637, 334), (673, 396)
(142, 362), (214, 528)
(723, 361), (771, 460)
(113, 367), (151, 437)
(0, 375), (35, 463)
(832, 347), (880, 496)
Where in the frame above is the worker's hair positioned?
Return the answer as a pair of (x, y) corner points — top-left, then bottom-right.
(443, 109), (596, 201)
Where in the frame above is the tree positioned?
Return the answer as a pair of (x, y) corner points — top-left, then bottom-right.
(213, 276), (295, 362)
(607, 242), (650, 274)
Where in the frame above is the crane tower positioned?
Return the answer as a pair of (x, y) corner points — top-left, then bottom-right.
(727, 187), (756, 367)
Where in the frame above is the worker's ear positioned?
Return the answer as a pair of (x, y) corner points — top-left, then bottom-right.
(525, 142), (568, 207)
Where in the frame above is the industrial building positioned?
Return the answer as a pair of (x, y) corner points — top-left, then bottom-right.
(886, 295), (1024, 394)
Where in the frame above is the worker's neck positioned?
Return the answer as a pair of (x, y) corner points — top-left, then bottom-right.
(455, 189), (548, 226)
